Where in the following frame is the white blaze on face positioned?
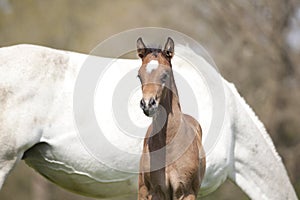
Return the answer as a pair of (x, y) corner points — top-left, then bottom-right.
(146, 60), (159, 73)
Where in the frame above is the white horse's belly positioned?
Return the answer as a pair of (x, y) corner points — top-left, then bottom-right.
(23, 129), (138, 199)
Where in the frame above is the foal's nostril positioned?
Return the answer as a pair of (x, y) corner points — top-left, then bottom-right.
(140, 99), (146, 109)
(149, 97), (156, 107)
(141, 98), (156, 110)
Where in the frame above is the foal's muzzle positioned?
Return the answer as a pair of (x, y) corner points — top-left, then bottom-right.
(140, 97), (158, 117)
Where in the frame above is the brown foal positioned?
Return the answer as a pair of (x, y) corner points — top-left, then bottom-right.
(137, 37), (206, 200)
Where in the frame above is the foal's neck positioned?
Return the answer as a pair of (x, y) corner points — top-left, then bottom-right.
(151, 72), (181, 147)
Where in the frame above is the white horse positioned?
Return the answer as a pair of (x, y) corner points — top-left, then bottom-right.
(0, 44), (298, 200)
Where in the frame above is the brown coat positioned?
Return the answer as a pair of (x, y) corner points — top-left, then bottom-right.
(137, 37), (206, 200)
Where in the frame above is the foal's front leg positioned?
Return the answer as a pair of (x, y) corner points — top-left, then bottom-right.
(172, 175), (199, 200)
(138, 172), (150, 200)
(173, 190), (197, 200)
(172, 193), (196, 200)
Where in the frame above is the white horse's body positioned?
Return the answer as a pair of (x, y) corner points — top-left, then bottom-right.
(0, 44), (298, 199)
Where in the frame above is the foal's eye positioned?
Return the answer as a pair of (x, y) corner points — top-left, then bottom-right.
(161, 73), (169, 83)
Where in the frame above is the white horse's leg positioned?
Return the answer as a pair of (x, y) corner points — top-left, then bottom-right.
(0, 127), (42, 190)
(0, 154), (21, 189)
(0, 131), (22, 189)
(226, 82), (298, 200)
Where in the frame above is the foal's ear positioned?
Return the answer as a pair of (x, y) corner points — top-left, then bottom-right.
(163, 37), (174, 59)
(137, 37), (146, 59)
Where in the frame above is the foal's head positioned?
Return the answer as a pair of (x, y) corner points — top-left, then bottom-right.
(137, 37), (175, 117)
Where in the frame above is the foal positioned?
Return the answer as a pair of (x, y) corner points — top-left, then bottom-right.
(137, 37), (205, 200)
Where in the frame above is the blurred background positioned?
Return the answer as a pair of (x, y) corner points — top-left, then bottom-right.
(0, 0), (299, 199)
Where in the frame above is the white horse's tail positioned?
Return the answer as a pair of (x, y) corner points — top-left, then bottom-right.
(225, 80), (298, 200)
